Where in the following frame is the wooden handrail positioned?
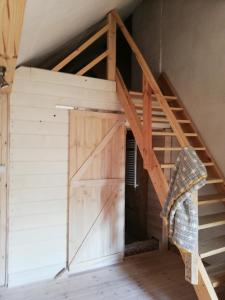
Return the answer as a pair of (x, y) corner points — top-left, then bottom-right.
(111, 9), (189, 148)
(52, 24), (109, 72)
(76, 51), (108, 76)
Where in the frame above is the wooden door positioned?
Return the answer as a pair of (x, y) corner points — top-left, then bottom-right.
(68, 110), (125, 273)
(0, 95), (7, 286)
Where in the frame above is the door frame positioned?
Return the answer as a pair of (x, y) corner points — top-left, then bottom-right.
(0, 94), (8, 286)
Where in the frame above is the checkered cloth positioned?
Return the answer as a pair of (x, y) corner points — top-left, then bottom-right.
(161, 146), (207, 253)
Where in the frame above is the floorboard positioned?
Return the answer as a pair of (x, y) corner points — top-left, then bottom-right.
(0, 250), (197, 300)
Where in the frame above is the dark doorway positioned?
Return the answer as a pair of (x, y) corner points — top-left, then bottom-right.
(125, 130), (158, 256)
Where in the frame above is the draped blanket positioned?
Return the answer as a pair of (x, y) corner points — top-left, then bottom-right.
(161, 146), (207, 253)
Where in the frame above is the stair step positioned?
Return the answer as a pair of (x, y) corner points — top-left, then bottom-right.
(152, 117), (169, 123)
(129, 91), (177, 100)
(206, 264), (225, 288)
(129, 91), (143, 97)
(137, 111), (166, 117)
(160, 162), (214, 169)
(200, 236), (225, 258)
(199, 212), (225, 230)
(152, 131), (176, 136)
(135, 104), (183, 112)
(206, 178), (224, 184)
(177, 119), (191, 124)
(198, 194), (225, 206)
(170, 107), (184, 111)
(153, 147), (206, 151)
(185, 132), (198, 137)
(152, 131), (198, 137)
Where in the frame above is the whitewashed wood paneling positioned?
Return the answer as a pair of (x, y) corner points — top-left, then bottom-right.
(8, 66), (121, 287)
(0, 95), (8, 286)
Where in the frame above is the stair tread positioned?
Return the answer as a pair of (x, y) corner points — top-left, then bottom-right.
(152, 131), (197, 137)
(160, 162), (214, 169)
(200, 236), (225, 258)
(151, 117), (169, 123)
(177, 119), (191, 123)
(170, 107), (183, 111)
(129, 90), (177, 100)
(206, 263), (225, 288)
(199, 212), (225, 229)
(153, 147), (206, 151)
(206, 178), (224, 184)
(152, 131), (176, 136)
(135, 104), (183, 111)
(198, 194), (225, 205)
(129, 91), (143, 97)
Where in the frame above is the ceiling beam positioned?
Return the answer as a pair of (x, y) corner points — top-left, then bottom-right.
(0, 0), (26, 93)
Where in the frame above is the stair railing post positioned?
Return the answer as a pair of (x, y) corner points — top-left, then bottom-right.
(143, 74), (153, 170)
(107, 12), (116, 80)
(185, 190), (199, 284)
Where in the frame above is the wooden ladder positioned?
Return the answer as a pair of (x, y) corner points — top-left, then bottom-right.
(51, 9), (225, 300)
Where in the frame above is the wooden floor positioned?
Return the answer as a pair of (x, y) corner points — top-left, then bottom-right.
(0, 251), (197, 300)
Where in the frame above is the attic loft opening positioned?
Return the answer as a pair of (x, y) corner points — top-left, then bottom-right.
(44, 16), (133, 83)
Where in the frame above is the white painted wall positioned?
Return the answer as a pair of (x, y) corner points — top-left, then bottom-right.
(18, 0), (142, 66)
(132, 0), (225, 176)
(7, 67), (121, 286)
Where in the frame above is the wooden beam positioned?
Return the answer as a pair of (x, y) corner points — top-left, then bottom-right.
(116, 69), (143, 150)
(0, 0), (26, 90)
(107, 13), (116, 80)
(143, 75), (152, 170)
(76, 51), (108, 76)
(52, 24), (109, 72)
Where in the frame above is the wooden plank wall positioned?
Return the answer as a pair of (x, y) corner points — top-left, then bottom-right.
(7, 67), (121, 286)
(0, 94), (8, 286)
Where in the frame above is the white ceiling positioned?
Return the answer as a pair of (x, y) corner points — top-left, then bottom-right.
(18, 0), (141, 66)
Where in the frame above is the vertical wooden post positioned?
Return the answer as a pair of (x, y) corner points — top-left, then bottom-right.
(142, 75), (152, 170)
(163, 136), (172, 180)
(0, 94), (8, 285)
(107, 13), (116, 80)
(185, 190), (198, 285)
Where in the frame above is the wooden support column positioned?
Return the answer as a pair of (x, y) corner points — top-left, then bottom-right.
(142, 75), (152, 170)
(185, 190), (199, 285)
(107, 12), (116, 80)
(0, 0), (26, 286)
(0, 94), (8, 285)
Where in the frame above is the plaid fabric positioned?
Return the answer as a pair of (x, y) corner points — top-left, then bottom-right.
(161, 146), (207, 253)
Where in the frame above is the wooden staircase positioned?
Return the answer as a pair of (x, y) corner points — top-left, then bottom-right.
(118, 69), (225, 299)
(52, 9), (225, 300)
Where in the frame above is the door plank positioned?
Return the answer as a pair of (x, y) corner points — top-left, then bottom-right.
(70, 118), (124, 182)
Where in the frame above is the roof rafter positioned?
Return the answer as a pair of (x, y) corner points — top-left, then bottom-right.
(0, 0), (26, 93)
